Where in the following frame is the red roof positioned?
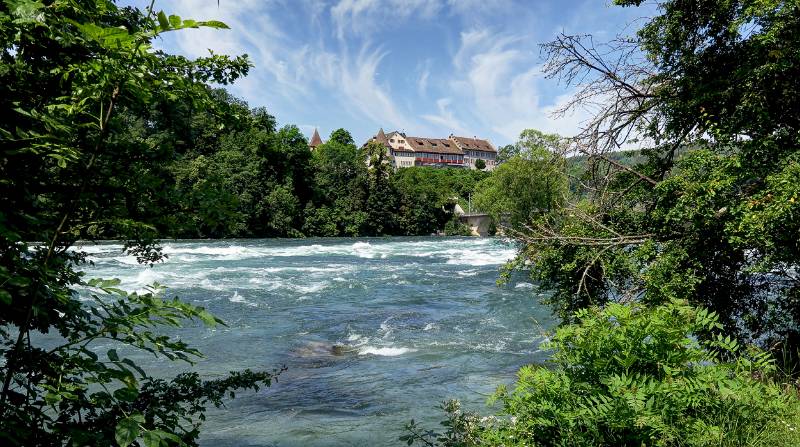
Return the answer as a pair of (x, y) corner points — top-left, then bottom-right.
(450, 135), (496, 153)
(405, 136), (463, 155)
(309, 128), (323, 148)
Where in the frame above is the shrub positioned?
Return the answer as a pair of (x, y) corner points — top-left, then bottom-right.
(443, 217), (472, 236)
(403, 300), (800, 446)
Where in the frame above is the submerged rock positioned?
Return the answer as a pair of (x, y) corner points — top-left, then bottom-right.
(293, 341), (355, 358)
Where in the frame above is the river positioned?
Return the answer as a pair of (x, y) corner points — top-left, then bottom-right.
(78, 237), (555, 446)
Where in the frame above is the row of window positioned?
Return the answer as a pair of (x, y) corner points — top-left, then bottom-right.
(389, 150), (495, 162)
(464, 150), (496, 159)
(415, 152), (463, 161)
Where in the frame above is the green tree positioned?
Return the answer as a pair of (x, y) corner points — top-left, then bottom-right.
(0, 2), (277, 445)
(496, 144), (517, 163)
(473, 129), (567, 229)
(474, 158), (486, 170)
(329, 128), (355, 146)
(513, 0), (800, 360)
(305, 134), (368, 236)
(362, 141), (397, 235)
(392, 168), (454, 235)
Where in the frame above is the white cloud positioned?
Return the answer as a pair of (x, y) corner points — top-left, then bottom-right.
(445, 28), (589, 142)
(330, 0), (442, 40)
(417, 61), (431, 96)
(446, 0), (515, 21)
(421, 97), (468, 135)
(149, 0), (420, 135)
(139, 0), (600, 145)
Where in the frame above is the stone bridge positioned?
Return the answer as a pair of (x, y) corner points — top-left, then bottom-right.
(457, 213), (492, 237)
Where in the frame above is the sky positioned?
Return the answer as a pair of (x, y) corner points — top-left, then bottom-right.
(128, 0), (655, 146)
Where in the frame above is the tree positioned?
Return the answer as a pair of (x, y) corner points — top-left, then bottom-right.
(362, 140), (396, 235)
(304, 135), (368, 236)
(392, 168), (453, 235)
(0, 3), (277, 445)
(329, 128), (355, 146)
(473, 129), (568, 229)
(474, 158), (486, 170)
(511, 0), (800, 361)
(496, 144), (517, 164)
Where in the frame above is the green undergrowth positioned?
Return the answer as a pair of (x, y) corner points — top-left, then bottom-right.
(403, 300), (800, 446)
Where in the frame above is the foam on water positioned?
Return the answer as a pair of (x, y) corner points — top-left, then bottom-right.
(229, 290), (257, 307)
(357, 346), (415, 356)
(72, 236), (551, 447)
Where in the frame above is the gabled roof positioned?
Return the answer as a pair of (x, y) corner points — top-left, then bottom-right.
(450, 135), (496, 153)
(309, 128), (323, 148)
(405, 136), (463, 155)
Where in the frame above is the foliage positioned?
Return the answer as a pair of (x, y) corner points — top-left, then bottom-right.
(136, 100), (486, 239)
(0, 2), (278, 445)
(443, 218), (471, 236)
(392, 167), (488, 236)
(473, 129), (568, 229)
(512, 0), (800, 362)
(302, 138), (488, 237)
(404, 301), (800, 446)
(496, 144), (516, 164)
(474, 159), (486, 170)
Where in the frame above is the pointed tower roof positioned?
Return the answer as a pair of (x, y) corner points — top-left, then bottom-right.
(376, 128), (388, 144)
(309, 128), (323, 148)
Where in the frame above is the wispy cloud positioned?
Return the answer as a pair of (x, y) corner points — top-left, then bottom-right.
(330, 0), (442, 40)
(445, 28), (589, 141)
(136, 0), (646, 145)
(421, 97), (468, 135)
(416, 59), (431, 96)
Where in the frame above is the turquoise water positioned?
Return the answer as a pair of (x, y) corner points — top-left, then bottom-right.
(79, 237), (555, 446)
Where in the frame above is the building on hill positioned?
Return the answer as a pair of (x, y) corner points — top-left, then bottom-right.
(365, 130), (497, 171)
(449, 135), (498, 170)
(309, 128), (323, 149)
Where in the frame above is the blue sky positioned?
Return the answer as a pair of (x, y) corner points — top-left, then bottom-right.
(132, 0), (654, 146)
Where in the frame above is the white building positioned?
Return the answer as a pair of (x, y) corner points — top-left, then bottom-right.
(367, 129), (497, 171)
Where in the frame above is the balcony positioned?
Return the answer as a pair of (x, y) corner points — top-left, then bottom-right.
(414, 157), (463, 164)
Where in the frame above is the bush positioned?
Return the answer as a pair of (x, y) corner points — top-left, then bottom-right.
(475, 159), (486, 170)
(443, 217), (472, 236)
(403, 300), (800, 446)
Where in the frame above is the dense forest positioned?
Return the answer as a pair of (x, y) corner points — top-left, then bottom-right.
(90, 85), (490, 239)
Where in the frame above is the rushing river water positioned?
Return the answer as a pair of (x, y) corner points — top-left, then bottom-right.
(78, 237), (555, 446)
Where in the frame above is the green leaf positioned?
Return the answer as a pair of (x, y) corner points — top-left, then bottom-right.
(9, 0), (45, 24)
(44, 391), (62, 405)
(114, 415), (142, 446)
(108, 349), (119, 362)
(0, 290), (11, 305)
(157, 11), (169, 30)
(142, 430), (160, 447)
(122, 358), (147, 378)
(199, 20), (230, 29)
(197, 309), (218, 326)
(113, 387), (139, 402)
